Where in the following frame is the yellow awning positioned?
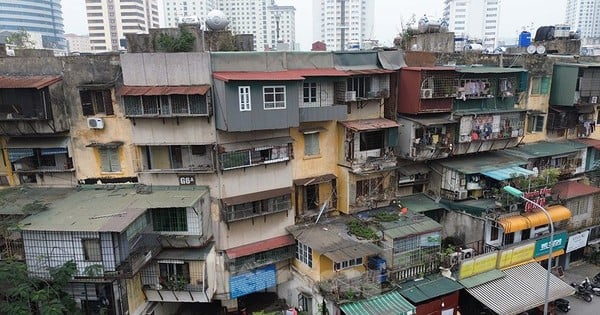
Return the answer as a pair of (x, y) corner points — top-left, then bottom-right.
(523, 205), (572, 228)
(535, 249), (566, 262)
(498, 205), (572, 233)
(498, 215), (531, 234)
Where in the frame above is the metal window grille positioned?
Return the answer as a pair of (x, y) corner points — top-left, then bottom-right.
(151, 207), (187, 232)
(228, 245), (295, 273)
(225, 194), (291, 221)
(303, 82), (317, 103)
(347, 76), (371, 98)
(82, 239), (102, 261)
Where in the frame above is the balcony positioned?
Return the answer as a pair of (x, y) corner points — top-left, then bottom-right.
(223, 192), (292, 223)
(349, 154), (397, 175)
(318, 269), (385, 302)
(141, 260), (210, 303)
(299, 104), (347, 122)
(108, 244), (162, 279)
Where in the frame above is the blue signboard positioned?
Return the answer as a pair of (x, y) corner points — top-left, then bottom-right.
(230, 264), (277, 299)
(533, 231), (568, 257)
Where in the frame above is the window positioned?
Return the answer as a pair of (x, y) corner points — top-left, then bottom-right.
(303, 82), (317, 103)
(531, 76), (550, 95)
(151, 207), (188, 232)
(98, 147), (121, 172)
(159, 262), (190, 285)
(82, 239), (102, 261)
(239, 86), (251, 111)
(296, 241), (313, 268)
(298, 293), (312, 314)
(359, 130), (385, 151)
(347, 76), (371, 98)
(80, 89), (113, 116)
(527, 115), (545, 132)
(304, 132), (320, 156)
(263, 86), (286, 109)
(123, 94), (208, 116)
(333, 257), (363, 270)
(220, 144), (290, 170)
(356, 177), (382, 197)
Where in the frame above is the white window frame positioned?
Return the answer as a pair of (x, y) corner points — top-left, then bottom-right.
(263, 86), (286, 109)
(333, 257), (363, 271)
(296, 241), (313, 268)
(239, 86), (251, 111)
(303, 82), (318, 103)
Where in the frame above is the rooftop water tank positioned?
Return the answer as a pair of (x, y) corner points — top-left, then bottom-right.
(518, 31), (531, 47)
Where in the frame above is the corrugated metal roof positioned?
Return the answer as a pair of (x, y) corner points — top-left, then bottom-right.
(7, 137), (68, 149)
(553, 181), (600, 199)
(0, 75), (62, 89)
(377, 50), (406, 70)
(19, 185), (208, 232)
(459, 269), (506, 289)
(466, 262), (574, 315)
(340, 118), (399, 131)
(117, 85), (210, 96)
(435, 151), (527, 174)
(287, 216), (381, 262)
(339, 290), (416, 315)
(287, 68), (350, 77)
(293, 173), (336, 186)
(455, 66), (527, 74)
(394, 193), (443, 213)
(157, 242), (214, 261)
(402, 66), (456, 71)
(399, 275), (463, 303)
(0, 187), (73, 215)
(504, 140), (587, 159)
(574, 138), (600, 150)
(226, 235), (295, 259)
(381, 216), (442, 239)
(213, 71), (305, 82)
(222, 187), (293, 206)
(482, 166), (535, 181)
(398, 114), (457, 126)
(345, 69), (395, 75)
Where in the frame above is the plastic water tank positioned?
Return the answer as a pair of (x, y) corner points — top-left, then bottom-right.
(518, 31), (531, 47)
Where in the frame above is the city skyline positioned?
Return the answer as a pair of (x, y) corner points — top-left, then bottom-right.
(62, 0), (568, 49)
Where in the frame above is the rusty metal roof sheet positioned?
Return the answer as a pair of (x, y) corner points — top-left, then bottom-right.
(213, 71), (305, 82)
(0, 75), (62, 89)
(222, 187), (293, 206)
(344, 68), (395, 75)
(402, 66), (456, 71)
(117, 85), (211, 96)
(226, 235), (295, 259)
(340, 118), (399, 131)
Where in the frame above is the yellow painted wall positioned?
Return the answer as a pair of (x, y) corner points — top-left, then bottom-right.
(521, 89), (551, 143)
(70, 90), (138, 180)
(189, 261), (204, 286)
(126, 273), (146, 314)
(0, 136), (15, 186)
(292, 248), (323, 282)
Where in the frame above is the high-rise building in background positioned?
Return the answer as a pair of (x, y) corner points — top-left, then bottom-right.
(160, 0), (296, 51)
(64, 33), (92, 53)
(162, 0), (217, 28)
(443, 0), (500, 50)
(85, 0), (159, 52)
(312, 0), (375, 51)
(0, 0), (66, 50)
(566, 0), (600, 44)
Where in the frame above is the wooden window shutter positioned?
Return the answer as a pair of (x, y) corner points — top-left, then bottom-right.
(80, 90), (94, 116)
(103, 90), (114, 115)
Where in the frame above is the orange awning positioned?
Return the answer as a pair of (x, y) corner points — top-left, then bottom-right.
(498, 215), (532, 234)
(534, 249), (566, 262)
(498, 205), (572, 233)
(523, 205), (572, 228)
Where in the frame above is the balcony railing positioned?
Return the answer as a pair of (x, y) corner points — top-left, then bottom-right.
(108, 245), (161, 279)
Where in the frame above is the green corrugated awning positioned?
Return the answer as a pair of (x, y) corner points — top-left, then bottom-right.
(504, 140), (588, 159)
(459, 269), (506, 289)
(394, 193), (444, 213)
(382, 218), (442, 239)
(399, 275), (464, 303)
(455, 66), (527, 74)
(435, 151), (527, 174)
(339, 290), (416, 315)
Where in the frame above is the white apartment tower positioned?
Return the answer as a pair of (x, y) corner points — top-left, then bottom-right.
(443, 0), (501, 50)
(566, 0), (600, 44)
(85, 0), (159, 52)
(312, 0), (375, 51)
(162, 0), (217, 27)
(267, 5), (296, 50)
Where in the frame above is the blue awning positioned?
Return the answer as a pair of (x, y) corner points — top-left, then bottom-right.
(41, 148), (68, 155)
(482, 166), (535, 181)
(8, 148), (34, 162)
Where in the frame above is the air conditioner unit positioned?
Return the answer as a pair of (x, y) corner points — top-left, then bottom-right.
(345, 91), (356, 102)
(592, 96), (598, 104)
(87, 117), (104, 129)
(454, 190), (468, 200)
(461, 248), (475, 260)
(398, 175), (416, 184)
(449, 252), (462, 265)
(421, 88), (433, 99)
(509, 204), (518, 211)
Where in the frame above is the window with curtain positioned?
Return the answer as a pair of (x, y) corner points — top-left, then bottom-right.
(303, 132), (320, 156)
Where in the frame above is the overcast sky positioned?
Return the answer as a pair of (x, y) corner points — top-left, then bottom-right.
(62, 0), (567, 49)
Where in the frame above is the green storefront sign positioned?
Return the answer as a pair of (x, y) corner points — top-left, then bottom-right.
(533, 231), (568, 257)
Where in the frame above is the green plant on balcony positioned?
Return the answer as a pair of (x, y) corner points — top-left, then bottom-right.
(372, 212), (399, 222)
(162, 275), (189, 291)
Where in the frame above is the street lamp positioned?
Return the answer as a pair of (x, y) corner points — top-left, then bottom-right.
(503, 185), (554, 315)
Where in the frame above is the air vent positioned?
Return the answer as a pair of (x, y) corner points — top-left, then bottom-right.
(421, 88), (433, 99)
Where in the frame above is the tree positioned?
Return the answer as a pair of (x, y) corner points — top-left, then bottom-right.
(5, 29), (36, 49)
(0, 260), (81, 315)
(156, 26), (196, 52)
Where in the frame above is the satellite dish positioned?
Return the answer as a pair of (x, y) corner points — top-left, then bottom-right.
(527, 45), (537, 54)
(206, 10), (229, 30)
(536, 45), (546, 54)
